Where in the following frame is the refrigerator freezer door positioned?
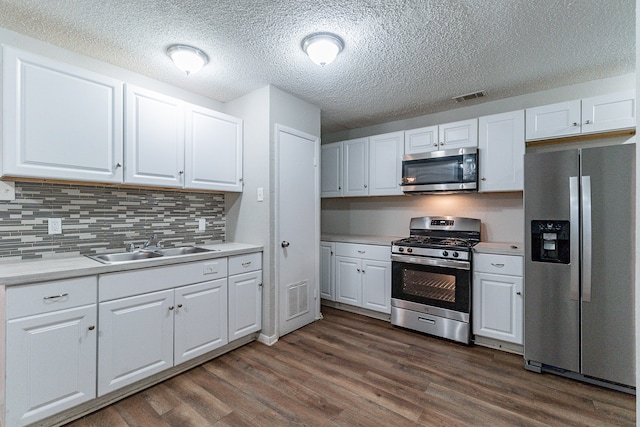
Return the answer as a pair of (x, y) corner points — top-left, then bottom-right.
(524, 149), (580, 373)
(580, 144), (635, 387)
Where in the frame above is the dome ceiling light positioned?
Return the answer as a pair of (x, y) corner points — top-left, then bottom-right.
(301, 32), (344, 66)
(167, 44), (209, 75)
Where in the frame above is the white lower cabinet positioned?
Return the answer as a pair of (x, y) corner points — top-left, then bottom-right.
(334, 243), (391, 314)
(320, 241), (335, 300)
(473, 253), (524, 345)
(98, 289), (175, 395)
(228, 253), (263, 341)
(5, 277), (98, 427)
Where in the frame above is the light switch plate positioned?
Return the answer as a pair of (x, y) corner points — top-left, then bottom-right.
(198, 218), (206, 231)
(257, 187), (264, 202)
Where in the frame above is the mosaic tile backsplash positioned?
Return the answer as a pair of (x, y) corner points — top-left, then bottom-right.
(0, 182), (225, 261)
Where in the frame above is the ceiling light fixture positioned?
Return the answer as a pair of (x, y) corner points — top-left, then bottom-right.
(166, 44), (209, 75)
(302, 32), (344, 66)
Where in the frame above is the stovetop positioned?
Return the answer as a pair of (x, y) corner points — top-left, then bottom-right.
(393, 236), (478, 251)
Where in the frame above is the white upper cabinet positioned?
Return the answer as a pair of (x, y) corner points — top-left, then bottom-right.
(525, 100), (582, 140)
(2, 46), (124, 183)
(438, 119), (478, 149)
(368, 131), (404, 196)
(405, 125), (439, 154)
(185, 104), (243, 192)
(478, 110), (525, 192)
(581, 91), (636, 134)
(343, 137), (369, 197)
(526, 91), (635, 140)
(125, 85), (185, 188)
(320, 142), (343, 197)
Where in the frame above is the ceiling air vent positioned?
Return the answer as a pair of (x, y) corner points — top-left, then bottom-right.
(452, 90), (486, 103)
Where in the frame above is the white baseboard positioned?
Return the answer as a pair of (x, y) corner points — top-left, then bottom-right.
(257, 333), (278, 346)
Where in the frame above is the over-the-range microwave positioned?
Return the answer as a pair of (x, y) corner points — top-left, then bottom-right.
(401, 147), (478, 194)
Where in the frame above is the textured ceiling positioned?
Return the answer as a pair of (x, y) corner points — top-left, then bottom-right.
(0, 0), (634, 134)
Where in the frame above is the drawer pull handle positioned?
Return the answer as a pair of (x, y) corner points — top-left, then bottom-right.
(491, 263), (505, 268)
(357, 250), (366, 254)
(88, 325), (95, 331)
(418, 317), (436, 325)
(242, 262), (252, 267)
(44, 293), (68, 300)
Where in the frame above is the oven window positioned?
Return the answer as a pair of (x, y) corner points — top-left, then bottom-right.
(402, 270), (456, 303)
(392, 261), (470, 313)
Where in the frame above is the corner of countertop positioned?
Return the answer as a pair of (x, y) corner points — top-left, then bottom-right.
(321, 233), (402, 246)
(474, 242), (524, 256)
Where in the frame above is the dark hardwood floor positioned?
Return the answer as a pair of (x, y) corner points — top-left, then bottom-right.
(67, 307), (635, 426)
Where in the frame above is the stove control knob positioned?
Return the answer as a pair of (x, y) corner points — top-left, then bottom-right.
(442, 251), (449, 257)
(398, 247), (404, 252)
(452, 252), (459, 258)
(407, 248), (413, 253)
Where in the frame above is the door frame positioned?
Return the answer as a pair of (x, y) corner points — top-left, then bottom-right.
(273, 124), (321, 339)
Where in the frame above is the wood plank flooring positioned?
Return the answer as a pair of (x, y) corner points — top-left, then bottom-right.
(67, 307), (635, 426)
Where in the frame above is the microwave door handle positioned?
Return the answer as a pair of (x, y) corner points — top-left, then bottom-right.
(581, 175), (592, 303)
(569, 176), (580, 301)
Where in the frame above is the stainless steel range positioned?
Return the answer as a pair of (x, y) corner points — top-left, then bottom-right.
(391, 216), (480, 344)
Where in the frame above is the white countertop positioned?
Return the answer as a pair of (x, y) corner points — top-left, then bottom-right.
(474, 242), (524, 256)
(321, 234), (402, 246)
(0, 242), (263, 286)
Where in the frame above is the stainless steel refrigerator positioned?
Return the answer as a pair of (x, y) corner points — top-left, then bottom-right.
(523, 144), (635, 390)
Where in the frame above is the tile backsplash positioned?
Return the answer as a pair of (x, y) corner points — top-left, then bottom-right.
(0, 182), (225, 261)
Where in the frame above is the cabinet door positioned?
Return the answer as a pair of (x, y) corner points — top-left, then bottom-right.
(478, 110), (525, 192)
(343, 138), (369, 197)
(361, 260), (391, 313)
(581, 91), (636, 134)
(473, 272), (523, 344)
(525, 100), (581, 140)
(335, 256), (362, 306)
(405, 125), (439, 154)
(185, 104), (243, 192)
(124, 85), (185, 188)
(321, 142), (343, 197)
(2, 46), (123, 183)
(438, 119), (478, 149)
(98, 289), (174, 396)
(228, 271), (263, 341)
(6, 305), (97, 427)
(368, 131), (404, 196)
(174, 279), (228, 365)
(320, 241), (335, 300)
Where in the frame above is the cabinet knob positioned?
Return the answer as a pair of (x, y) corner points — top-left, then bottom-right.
(516, 291), (522, 296)
(281, 241), (290, 248)
(179, 170), (184, 175)
(177, 304), (183, 308)
(572, 122), (579, 127)
(338, 186), (341, 190)
(481, 177), (486, 181)
(168, 306), (175, 311)
(364, 184), (367, 189)
(115, 162), (122, 168)
(88, 325), (95, 331)
(357, 269), (361, 273)
(584, 120), (592, 124)
(433, 143), (438, 147)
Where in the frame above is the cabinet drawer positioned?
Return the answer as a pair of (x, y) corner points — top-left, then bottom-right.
(474, 253), (523, 276)
(229, 252), (262, 275)
(335, 243), (390, 262)
(99, 258), (227, 302)
(7, 276), (97, 319)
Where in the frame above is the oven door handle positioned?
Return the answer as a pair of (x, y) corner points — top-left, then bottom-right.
(391, 254), (470, 270)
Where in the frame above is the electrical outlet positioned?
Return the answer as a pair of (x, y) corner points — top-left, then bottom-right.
(198, 218), (206, 231)
(0, 181), (15, 201)
(48, 218), (62, 235)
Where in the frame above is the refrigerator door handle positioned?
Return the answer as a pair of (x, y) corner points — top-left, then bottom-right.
(569, 176), (580, 301)
(581, 175), (592, 302)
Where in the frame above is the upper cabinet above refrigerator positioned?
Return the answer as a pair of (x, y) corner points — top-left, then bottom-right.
(525, 91), (636, 141)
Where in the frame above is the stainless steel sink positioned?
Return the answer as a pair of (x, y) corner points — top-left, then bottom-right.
(88, 251), (164, 264)
(154, 246), (212, 256)
(87, 246), (214, 264)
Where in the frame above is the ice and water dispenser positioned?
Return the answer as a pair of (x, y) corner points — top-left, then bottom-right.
(530, 220), (570, 264)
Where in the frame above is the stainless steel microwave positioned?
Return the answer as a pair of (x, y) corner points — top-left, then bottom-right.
(401, 147), (478, 193)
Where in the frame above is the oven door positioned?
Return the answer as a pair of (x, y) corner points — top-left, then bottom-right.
(391, 254), (470, 314)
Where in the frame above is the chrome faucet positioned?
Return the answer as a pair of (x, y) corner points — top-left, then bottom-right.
(141, 233), (158, 249)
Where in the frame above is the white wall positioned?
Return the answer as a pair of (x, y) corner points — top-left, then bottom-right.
(635, 0), (639, 420)
(321, 74), (635, 244)
(224, 85), (320, 340)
